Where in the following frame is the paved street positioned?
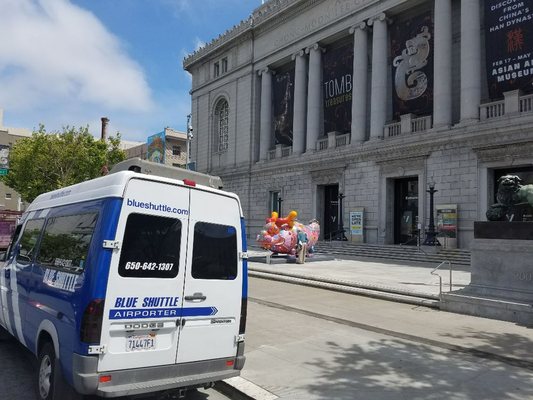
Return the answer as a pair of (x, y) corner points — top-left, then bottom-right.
(0, 333), (233, 400)
(242, 277), (533, 400)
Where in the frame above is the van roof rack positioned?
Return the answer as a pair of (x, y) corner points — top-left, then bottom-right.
(110, 159), (223, 189)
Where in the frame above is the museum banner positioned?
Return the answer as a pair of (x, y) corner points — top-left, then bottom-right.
(146, 131), (166, 164)
(485, 0), (533, 99)
(390, 12), (434, 120)
(273, 69), (295, 146)
(322, 43), (354, 135)
(0, 145), (10, 175)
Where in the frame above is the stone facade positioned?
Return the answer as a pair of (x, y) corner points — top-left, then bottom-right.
(183, 0), (533, 249)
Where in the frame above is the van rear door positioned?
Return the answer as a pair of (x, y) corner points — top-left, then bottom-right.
(98, 178), (190, 372)
(176, 189), (243, 363)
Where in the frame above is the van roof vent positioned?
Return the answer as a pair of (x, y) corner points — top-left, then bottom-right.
(110, 159), (223, 189)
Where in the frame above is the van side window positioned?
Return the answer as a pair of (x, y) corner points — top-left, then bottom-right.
(118, 213), (181, 278)
(192, 222), (237, 280)
(18, 219), (45, 264)
(37, 213), (98, 273)
(6, 224), (23, 260)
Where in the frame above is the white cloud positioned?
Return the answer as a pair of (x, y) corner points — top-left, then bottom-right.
(0, 0), (153, 112)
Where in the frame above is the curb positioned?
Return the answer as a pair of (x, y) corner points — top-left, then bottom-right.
(216, 377), (278, 400)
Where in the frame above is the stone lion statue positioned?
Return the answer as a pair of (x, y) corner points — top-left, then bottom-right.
(486, 175), (533, 221)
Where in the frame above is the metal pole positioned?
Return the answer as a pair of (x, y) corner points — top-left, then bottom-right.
(186, 114), (192, 170)
(338, 193), (347, 241)
(423, 182), (440, 246)
(277, 197), (283, 216)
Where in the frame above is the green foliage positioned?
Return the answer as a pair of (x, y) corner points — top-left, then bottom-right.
(2, 124), (126, 202)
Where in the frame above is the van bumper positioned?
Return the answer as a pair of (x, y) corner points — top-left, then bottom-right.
(71, 353), (245, 398)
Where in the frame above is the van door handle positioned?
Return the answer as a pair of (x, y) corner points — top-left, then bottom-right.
(184, 293), (206, 302)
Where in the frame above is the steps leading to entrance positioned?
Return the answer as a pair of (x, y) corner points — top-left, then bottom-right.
(313, 242), (471, 266)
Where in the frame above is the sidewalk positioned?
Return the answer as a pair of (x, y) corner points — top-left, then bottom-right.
(218, 251), (533, 400)
(247, 250), (471, 303)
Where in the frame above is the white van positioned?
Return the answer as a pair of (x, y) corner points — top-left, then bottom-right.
(0, 162), (247, 399)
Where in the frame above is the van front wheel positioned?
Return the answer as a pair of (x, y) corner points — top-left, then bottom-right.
(36, 342), (82, 400)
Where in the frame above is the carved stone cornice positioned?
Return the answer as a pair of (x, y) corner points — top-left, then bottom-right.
(361, 143), (431, 163)
(183, 0), (377, 69)
(379, 156), (426, 175)
(472, 139), (533, 163)
(183, 23), (253, 68)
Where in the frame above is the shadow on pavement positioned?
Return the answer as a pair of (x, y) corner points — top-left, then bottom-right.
(303, 336), (533, 400)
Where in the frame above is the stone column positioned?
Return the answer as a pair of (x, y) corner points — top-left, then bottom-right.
(350, 22), (368, 143)
(368, 13), (388, 140)
(306, 44), (323, 152)
(433, 0), (452, 128)
(259, 68), (273, 161)
(460, 0), (481, 122)
(292, 50), (307, 155)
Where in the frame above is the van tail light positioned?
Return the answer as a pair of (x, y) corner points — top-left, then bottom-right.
(183, 179), (196, 187)
(239, 298), (247, 334)
(81, 299), (105, 343)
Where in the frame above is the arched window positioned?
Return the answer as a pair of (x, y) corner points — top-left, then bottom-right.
(214, 99), (229, 153)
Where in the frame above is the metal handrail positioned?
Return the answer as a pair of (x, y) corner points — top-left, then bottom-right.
(430, 260), (452, 300)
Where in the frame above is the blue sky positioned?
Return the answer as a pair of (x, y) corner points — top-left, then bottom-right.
(0, 0), (263, 142)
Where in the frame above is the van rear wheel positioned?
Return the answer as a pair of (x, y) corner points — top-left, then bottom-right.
(36, 342), (82, 400)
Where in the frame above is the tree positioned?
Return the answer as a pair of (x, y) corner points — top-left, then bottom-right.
(3, 125), (126, 202)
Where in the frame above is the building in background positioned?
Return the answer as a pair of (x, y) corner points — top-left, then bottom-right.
(183, 0), (533, 249)
(125, 127), (188, 169)
(0, 109), (31, 212)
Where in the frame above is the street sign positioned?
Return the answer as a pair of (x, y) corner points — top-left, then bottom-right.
(0, 169), (8, 176)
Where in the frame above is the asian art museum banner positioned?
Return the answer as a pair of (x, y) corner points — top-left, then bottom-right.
(485, 0), (533, 98)
(322, 43), (354, 135)
(390, 11), (434, 120)
(273, 69), (295, 146)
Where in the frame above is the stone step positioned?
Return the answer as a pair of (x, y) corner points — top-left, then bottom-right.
(249, 270), (440, 308)
(313, 242), (471, 266)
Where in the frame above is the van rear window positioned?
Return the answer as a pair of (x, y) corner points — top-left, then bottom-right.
(37, 213), (98, 272)
(118, 213), (181, 278)
(191, 222), (237, 280)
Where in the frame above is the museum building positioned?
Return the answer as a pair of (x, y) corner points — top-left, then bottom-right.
(183, 0), (533, 249)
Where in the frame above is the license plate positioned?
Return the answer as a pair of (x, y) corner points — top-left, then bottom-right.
(126, 334), (156, 352)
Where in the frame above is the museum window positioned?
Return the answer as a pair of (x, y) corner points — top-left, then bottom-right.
(214, 61), (220, 78)
(221, 57), (228, 73)
(214, 99), (229, 153)
(269, 191), (281, 214)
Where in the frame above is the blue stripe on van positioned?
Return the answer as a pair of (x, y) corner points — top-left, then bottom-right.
(109, 306), (218, 320)
(240, 217), (248, 298)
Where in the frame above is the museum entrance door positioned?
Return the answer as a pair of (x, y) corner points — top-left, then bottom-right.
(394, 177), (419, 245)
(324, 184), (339, 240)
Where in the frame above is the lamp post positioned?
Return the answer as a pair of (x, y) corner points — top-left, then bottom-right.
(186, 114), (193, 170)
(338, 192), (348, 241)
(277, 196), (283, 216)
(423, 181), (440, 246)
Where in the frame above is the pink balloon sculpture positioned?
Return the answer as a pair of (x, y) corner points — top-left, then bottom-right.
(256, 211), (320, 255)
